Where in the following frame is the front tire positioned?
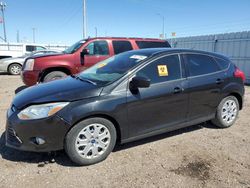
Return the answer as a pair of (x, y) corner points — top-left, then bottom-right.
(65, 118), (117, 166)
(212, 96), (239, 128)
(43, 71), (67, 83)
(8, 63), (22, 75)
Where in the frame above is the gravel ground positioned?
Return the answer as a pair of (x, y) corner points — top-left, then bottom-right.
(0, 73), (250, 188)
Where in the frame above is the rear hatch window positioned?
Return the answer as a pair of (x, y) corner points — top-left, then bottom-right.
(136, 41), (171, 49)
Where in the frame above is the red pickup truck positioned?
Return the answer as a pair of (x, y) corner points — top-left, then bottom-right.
(21, 37), (171, 86)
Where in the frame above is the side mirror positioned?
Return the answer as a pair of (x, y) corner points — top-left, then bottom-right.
(80, 49), (89, 57)
(130, 76), (150, 90)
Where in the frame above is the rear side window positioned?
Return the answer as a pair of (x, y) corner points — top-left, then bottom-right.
(214, 57), (230, 70)
(136, 41), (171, 49)
(185, 54), (220, 77)
(112, 41), (133, 54)
(136, 55), (181, 84)
(86, 40), (109, 55)
(36, 46), (46, 51)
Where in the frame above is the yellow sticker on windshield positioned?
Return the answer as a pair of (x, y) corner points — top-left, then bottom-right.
(98, 63), (107, 68)
(157, 65), (168, 76)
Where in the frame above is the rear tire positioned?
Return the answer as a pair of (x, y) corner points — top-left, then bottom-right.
(43, 71), (67, 83)
(65, 118), (117, 166)
(212, 96), (239, 128)
(8, 63), (22, 75)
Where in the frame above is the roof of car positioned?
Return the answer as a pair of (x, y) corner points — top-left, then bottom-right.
(131, 48), (230, 60)
(85, 37), (167, 41)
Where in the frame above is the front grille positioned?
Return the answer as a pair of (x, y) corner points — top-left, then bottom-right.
(6, 126), (22, 146)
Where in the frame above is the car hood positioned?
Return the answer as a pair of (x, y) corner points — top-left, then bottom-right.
(0, 57), (24, 63)
(13, 76), (103, 109)
(32, 52), (65, 59)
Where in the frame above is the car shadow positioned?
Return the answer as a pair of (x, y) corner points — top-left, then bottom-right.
(0, 122), (218, 167)
(15, 85), (28, 94)
(0, 72), (9, 75)
(114, 121), (218, 152)
(0, 132), (78, 167)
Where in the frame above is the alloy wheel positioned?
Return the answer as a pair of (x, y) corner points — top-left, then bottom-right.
(75, 123), (111, 159)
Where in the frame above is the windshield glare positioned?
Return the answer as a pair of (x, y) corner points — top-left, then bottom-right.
(79, 51), (149, 85)
(63, 40), (86, 54)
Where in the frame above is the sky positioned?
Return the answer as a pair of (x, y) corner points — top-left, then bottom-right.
(2, 0), (250, 45)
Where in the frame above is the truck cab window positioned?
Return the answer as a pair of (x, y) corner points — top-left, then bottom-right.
(26, 45), (36, 52)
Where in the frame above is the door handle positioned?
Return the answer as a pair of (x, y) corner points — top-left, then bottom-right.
(173, 87), (183, 94)
(216, 78), (224, 84)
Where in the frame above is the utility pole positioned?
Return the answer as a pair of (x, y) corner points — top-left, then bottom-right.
(83, 0), (87, 38)
(0, 2), (7, 42)
(157, 13), (165, 39)
(32, 28), (36, 43)
(16, 30), (20, 43)
(95, 27), (97, 37)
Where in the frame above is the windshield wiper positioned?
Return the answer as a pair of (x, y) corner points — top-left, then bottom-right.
(71, 75), (97, 85)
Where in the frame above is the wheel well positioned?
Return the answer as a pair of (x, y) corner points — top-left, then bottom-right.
(69, 114), (122, 145)
(229, 92), (243, 110)
(7, 62), (22, 70)
(40, 67), (71, 82)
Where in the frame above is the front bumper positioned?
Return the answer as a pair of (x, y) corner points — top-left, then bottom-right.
(5, 106), (71, 152)
(21, 70), (40, 86)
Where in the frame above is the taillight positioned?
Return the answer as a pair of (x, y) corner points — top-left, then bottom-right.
(234, 67), (246, 82)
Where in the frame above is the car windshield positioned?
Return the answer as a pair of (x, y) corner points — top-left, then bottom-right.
(63, 40), (86, 54)
(78, 51), (150, 85)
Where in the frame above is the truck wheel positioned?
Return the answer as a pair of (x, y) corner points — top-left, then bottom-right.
(8, 63), (22, 75)
(43, 71), (67, 83)
(211, 96), (239, 128)
(65, 117), (117, 166)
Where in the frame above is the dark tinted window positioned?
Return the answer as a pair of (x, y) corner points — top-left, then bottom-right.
(136, 41), (171, 49)
(26, 45), (36, 52)
(112, 41), (133, 54)
(214, 57), (230, 70)
(136, 55), (181, 84)
(86, 40), (109, 55)
(185, 54), (220, 77)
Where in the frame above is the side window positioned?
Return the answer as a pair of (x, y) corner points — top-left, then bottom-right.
(85, 41), (109, 55)
(36, 46), (46, 51)
(185, 54), (220, 77)
(214, 57), (230, 70)
(112, 41), (133, 54)
(136, 41), (171, 49)
(26, 45), (35, 52)
(136, 55), (181, 84)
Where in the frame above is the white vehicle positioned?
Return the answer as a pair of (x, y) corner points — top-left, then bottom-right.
(0, 50), (61, 75)
(0, 43), (47, 59)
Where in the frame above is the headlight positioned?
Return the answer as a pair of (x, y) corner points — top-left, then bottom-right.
(24, 59), (34, 71)
(17, 102), (69, 120)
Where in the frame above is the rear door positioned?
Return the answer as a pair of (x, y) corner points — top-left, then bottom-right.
(112, 40), (133, 55)
(182, 53), (226, 120)
(127, 54), (188, 137)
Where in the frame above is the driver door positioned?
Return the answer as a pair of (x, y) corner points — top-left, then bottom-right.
(80, 40), (110, 71)
(126, 54), (189, 138)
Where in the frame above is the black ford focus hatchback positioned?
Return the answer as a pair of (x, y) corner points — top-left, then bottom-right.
(6, 48), (245, 165)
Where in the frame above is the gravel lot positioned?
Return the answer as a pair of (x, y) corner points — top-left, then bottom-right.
(0, 73), (250, 188)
